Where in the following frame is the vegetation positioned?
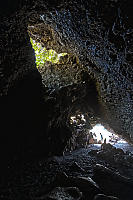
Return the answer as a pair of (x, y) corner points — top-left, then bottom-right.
(30, 38), (67, 68)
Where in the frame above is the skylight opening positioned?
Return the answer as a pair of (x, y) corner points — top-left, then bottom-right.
(30, 38), (67, 68)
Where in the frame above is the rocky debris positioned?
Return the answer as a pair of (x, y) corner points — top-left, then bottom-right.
(101, 143), (117, 151)
(88, 143), (133, 169)
(88, 149), (99, 156)
(88, 143), (133, 181)
(93, 194), (119, 200)
(93, 164), (133, 184)
(68, 176), (101, 196)
(93, 164), (133, 200)
(69, 162), (86, 173)
(26, 148), (133, 200)
(96, 148), (124, 163)
(53, 172), (101, 199)
(54, 172), (69, 186)
(37, 187), (82, 200)
(38, 172), (101, 199)
(1, 145), (133, 200)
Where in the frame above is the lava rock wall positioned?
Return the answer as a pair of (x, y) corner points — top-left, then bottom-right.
(0, 0), (133, 165)
(34, 0), (133, 141)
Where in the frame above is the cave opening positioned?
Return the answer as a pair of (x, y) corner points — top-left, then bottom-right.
(68, 111), (130, 153)
(89, 124), (126, 145)
(28, 21), (132, 156)
(1, 0), (133, 199)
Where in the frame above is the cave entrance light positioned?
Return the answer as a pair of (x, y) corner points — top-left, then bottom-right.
(69, 114), (128, 152)
(89, 124), (127, 145)
(70, 114), (86, 126)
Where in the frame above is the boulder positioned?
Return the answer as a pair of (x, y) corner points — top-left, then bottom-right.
(39, 187), (82, 200)
(54, 173), (101, 199)
(93, 164), (133, 200)
(93, 194), (119, 200)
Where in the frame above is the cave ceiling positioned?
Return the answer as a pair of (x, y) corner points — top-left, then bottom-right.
(29, 0), (133, 141)
(0, 0), (133, 148)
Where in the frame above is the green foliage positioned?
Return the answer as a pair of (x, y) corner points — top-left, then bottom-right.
(30, 38), (67, 68)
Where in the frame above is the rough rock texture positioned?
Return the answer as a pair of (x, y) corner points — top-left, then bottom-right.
(1, 146), (133, 199)
(31, 0), (133, 141)
(40, 187), (82, 200)
(42, 79), (101, 154)
(37, 55), (84, 90)
(0, 0), (133, 165)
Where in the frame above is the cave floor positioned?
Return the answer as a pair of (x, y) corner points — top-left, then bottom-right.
(1, 144), (133, 200)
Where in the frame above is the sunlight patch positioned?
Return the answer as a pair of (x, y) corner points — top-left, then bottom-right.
(30, 38), (67, 68)
(70, 114), (86, 125)
(89, 124), (127, 144)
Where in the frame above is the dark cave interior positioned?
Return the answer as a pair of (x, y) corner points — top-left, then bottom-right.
(0, 0), (133, 200)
